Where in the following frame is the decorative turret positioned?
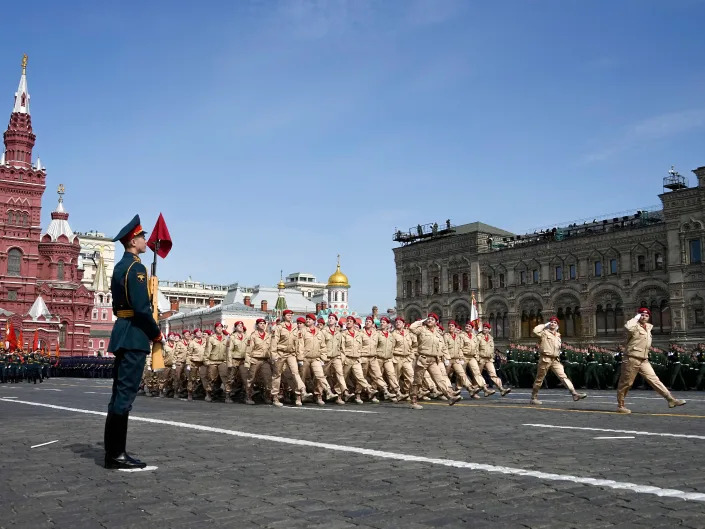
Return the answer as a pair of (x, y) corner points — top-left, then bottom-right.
(3, 54), (35, 169)
(326, 255), (350, 311)
(38, 185), (81, 282)
(42, 185), (76, 242)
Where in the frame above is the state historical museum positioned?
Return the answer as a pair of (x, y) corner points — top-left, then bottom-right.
(0, 56), (92, 354)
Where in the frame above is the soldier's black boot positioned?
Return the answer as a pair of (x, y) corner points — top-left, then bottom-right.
(104, 413), (146, 470)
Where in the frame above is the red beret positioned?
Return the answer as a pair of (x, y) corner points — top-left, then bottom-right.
(214, 322), (223, 329)
(306, 313), (316, 321)
(328, 313), (338, 320)
(204, 330), (213, 335)
(549, 316), (559, 323)
(483, 323), (491, 329)
(183, 329), (191, 334)
(317, 318), (325, 324)
(427, 313), (439, 321)
(167, 332), (175, 338)
(639, 308), (651, 316)
(380, 317), (390, 323)
(355, 318), (362, 325)
(174, 334), (181, 340)
(193, 328), (201, 333)
(296, 317), (306, 324)
(283, 309), (293, 316)
(338, 320), (347, 327)
(365, 316), (374, 322)
(448, 320), (457, 327)
(438, 324), (445, 331)
(256, 318), (266, 324)
(396, 317), (405, 324)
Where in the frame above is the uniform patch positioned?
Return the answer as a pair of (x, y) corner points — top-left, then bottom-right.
(137, 273), (146, 283)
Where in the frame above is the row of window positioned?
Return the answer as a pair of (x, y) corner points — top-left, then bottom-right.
(6, 211), (30, 226)
(88, 339), (105, 350)
(6, 248), (66, 279)
(92, 309), (109, 320)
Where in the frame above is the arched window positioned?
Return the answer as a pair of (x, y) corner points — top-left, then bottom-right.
(23, 212), (28, 227)
(7, 211), (14, 225)
(59, 324), (67, 348)
(414, 279), (421, 297)
(433, 277), (439, 294)
(452, 274), (459, 292)
(57, 260), (65, 280)
(462, 273), (469, 291)
(521, 311), (530, 338)
(405, 281), (412, 297)
(7, 248), (21, 276)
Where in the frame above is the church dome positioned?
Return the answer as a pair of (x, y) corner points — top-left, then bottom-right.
(327, 259), (349, 288)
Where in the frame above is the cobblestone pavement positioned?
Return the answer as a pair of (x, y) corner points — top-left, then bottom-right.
(2, 379), (705, 529)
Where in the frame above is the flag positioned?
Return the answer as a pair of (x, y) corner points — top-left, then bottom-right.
(3, 320), (9, 349)
(33, 329), (39, 351)
(18, 329), (23, 351)
(55, 342), (60, 359)
(147, 213), (173, 258)
(470, 292), (479, 329)
(7, 322), (16, 350)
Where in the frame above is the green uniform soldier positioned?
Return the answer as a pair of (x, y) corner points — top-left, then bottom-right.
(104, 215), (165, 470)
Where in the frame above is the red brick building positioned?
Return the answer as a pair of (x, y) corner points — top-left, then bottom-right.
(0, 56), (92, 355)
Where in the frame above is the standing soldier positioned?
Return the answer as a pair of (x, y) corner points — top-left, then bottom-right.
(445, 321), (481, 397)
(205, 322), (230, 403)
(245, 318), (273, 405)
(104, 215), (165, 470)
(475, 323), (511, 396)
(461, 323), (495, 397)
(616, 308), (686, 413)
(270, 310), (308, 406)
(172, 331), (189, 398)
(409, 314), (462, 410)
(186, 328), (207, 401)
(392, 317), (414, 397)
(158, 333), (176, 397)
(376, 317), (404, 400)
(298, 313), (337, 405)
(530, 317), (587, 405)
(227, 321), (248, 401)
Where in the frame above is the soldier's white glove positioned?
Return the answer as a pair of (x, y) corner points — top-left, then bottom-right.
(186, 365), (191, 371)
(444, 359), (450, 366)
(298, 360), (304, 366)
(460, 360), (465, 365)
(319, 360), (325, 366)
(544, 322), (552, 328)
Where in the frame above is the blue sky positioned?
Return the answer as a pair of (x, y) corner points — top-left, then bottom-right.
(2, 0), (704, 312)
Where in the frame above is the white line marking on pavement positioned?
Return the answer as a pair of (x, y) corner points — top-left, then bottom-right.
(34, 388), (61, 392)
(31, 440), (59, 449)
(119, 465), (158, 472)
(3, 398), (705, 502)
(593, 436), (635, 440)
(284, 407), (379, 414)
(84, 392), (112, 395)
(2, 396), (18, 399)
(523, 424), (705, 440)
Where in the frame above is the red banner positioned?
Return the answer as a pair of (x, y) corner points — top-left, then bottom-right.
(147, 213), (173, 258)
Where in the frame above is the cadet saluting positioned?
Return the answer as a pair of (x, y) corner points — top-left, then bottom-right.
(104, 215), (165, 470)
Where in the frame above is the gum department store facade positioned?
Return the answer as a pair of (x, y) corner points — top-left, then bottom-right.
(394, 167), (705, 347)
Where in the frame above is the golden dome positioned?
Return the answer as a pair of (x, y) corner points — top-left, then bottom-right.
(277, 279), (285, 289)
(327, 256), (349, 287)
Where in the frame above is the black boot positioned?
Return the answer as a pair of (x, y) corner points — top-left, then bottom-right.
(104, 413), (146, 470)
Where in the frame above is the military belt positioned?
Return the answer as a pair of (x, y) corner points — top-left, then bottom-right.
(116, 310), (135, 318)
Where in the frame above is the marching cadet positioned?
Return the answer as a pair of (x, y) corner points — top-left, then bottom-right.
(159, 333), (177, 397)
(227, 321), (248, 402)
(445, 321), (481, 397)
(461, 323), (495, 397)
(186, 328), (208, 401)
(375, 316), (404, 400)
(391, 317), (414, 397)
(270, 310), (308, 406)
(475, 323), (511, 396)
(172, 331), (189, 398)
(245, 318), (273, 405)
(409, 314), (462, 410)
(104, 215), (165, 470)
(530, 317), (586, 405)
(322, 314), (349, 404)
(340, 315), (376, 404)
(205, 322), (230, 403)
(316, 317), (326, 331)
(297, 313), (337, 405)
(616, 308), (686, 414)
(360, 316), (394, 402)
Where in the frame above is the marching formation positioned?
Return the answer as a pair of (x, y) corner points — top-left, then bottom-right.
(140, 308), (687, 413)
(0, 351), (51, 383)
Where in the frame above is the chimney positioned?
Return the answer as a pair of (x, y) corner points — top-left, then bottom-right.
(208, 297), (215, 308)
(261, 300), (268, 312)
(316, 303), (321, 313)
(244, 296), (251, 307)
(170, 299), (180, 312)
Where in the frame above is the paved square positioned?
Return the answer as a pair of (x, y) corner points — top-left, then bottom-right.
(2, 379), (705, 529)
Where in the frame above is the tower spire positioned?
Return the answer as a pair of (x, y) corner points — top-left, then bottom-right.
(13, 54), (30, 115)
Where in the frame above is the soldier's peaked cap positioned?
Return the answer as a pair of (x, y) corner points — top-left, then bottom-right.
(113, 214), (147, 243)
